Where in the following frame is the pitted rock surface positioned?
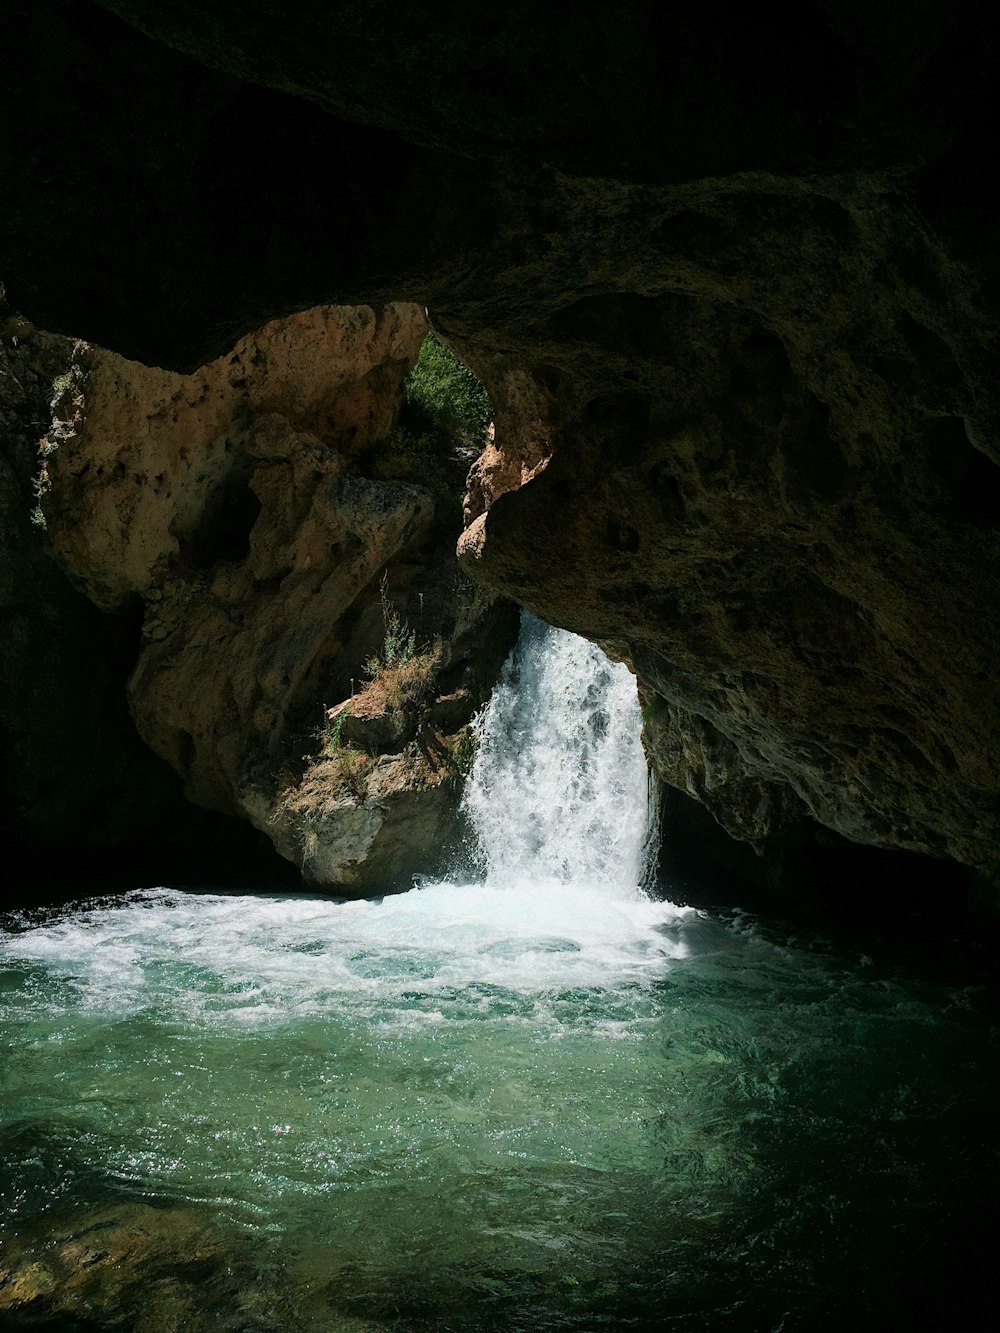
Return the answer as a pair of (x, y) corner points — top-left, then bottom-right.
(3, 0), (999, 884)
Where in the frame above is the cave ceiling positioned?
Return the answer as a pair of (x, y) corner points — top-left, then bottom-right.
(3, 0), (999, 875)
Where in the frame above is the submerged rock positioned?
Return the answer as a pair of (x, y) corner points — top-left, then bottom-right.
(0, 1202), (228, 1330)
(0, 1200), (386, 1331)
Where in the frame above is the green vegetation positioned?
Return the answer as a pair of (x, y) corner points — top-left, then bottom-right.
(363, 577), (441, 713)
(320, 704), (349, 754)
(449, 725), (479, 779)
(314, 707), (372, 796)
(28, 473), (48, 529)
(364, 574), (417, 679)
(365, 331), (492, 529)
(323, 744), (371, 796)
(49, 368), (76, 406)
(367, 425), (452, 477)
(369, 648), (440, 714)
(402, 331), (491, 445)
(366, 426), (463, 527)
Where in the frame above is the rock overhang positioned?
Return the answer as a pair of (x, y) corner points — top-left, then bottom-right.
(3, 0), (999, 890)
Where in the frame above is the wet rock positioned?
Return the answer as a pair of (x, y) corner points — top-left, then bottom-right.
(0, 1202), (227, 1329)
(0, 1201), (388, 1331)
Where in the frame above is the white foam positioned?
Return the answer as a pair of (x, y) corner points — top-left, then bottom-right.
(1, 618), (689, 1024)
(0, 881), (689, 1021)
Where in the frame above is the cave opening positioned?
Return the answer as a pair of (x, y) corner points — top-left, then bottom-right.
(1, 0), (999, 1322)
(3, 271), (998, 1332)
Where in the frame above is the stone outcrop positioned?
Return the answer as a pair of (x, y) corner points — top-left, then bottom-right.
(0, 312), (274, 884)
(3, 1), (1000, 898)
(455, 271), (1000, 876)
(27, 302), (516, 891)
(258, 583), (516, 890)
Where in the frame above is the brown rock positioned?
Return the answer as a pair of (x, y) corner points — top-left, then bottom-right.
(3, 1), (1000, 898)
(0, 316), (259, 880)
(456, 286), (1000, 874)
(34, 305), (434, 831)
(0, 1199), (390, 1331)
(0, 1202), (224, 1329)
(260, 586), (518, 891)
(40, 304), (426, 612)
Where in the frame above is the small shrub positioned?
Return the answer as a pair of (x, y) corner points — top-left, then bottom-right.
(323, 744), (371, 797)
(450, 726), (479, 778)
(368, 426), (453, 479)
(364, 573), (417, 679)
(280, 702), (372, 802)
(313, 713), (372, 796)
(49, 369), (76, 407)
(317, 705), (349, 756)
(366, 647), (440, 714)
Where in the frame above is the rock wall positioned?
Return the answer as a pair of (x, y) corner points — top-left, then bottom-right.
(0, 314), (287, 888)
(16, 303), (517, 892)
(457, 287), (1000, 876)
(3, 1), (999, 898)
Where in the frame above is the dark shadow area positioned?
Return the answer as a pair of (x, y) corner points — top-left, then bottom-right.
(657, 783), (994, 950)
(5, 816), (301, 918)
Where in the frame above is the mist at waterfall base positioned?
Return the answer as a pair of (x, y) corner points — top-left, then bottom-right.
(1, 620), (997, 1330)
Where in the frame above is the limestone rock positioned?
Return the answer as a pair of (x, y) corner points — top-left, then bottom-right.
(40, 304), (426, 613)
(0, 315), (244, 877)
(28, 300), (517, 890)
(35, 305), (429, 819)
(3, 1), (1000, 896)
(457, 289), (1000, 875)
(253, 585), (518, 892)
(270, 749), (456, 892)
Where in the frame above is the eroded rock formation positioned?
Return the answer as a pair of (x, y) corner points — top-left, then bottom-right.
(23, 304), (516, 891)
(457, 279), (1000, 875)
(3, 1), (999, 899)
(0, 312), (274, 882)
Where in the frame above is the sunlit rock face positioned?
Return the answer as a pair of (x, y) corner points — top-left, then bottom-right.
(38, 306), (428, 811)
(30, 305), (517, 890)
(3, 1), (999, 885)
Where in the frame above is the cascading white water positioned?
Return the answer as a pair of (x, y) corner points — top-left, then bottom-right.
(0, 616), (685, 1023)
(462, 613), (658, 895)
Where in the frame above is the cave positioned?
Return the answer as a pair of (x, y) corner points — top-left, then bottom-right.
(4, 0), (999, 909)
(2, 2), (999, 1329)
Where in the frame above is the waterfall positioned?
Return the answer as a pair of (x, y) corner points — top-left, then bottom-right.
(0, 614), (683, 1022)
(0, 621), (988, 1333)
(461, 613), (658, 896)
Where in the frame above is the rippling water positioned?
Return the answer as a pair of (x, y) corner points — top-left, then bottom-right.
(1, 620), (997, 1330)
